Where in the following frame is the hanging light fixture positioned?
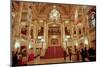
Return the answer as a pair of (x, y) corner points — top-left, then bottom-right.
(49, 5), (60, 22)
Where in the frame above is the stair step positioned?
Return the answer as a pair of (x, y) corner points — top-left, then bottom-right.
(41, 46), (65, 59)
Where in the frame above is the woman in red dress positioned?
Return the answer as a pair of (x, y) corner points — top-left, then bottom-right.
(28, 48), (35, 63)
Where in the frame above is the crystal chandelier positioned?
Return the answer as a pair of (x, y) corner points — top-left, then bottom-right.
(49, 5), (60, 22)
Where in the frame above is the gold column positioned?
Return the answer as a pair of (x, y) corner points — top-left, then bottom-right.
(13, 2), (23, 50)
(33, 22), (37, 55)
(42, 22), (47, 56)
(62, 22), (66, 49)
(18, 2), (23, 40)
(46, 23), (48, 48)
(44, 22), (47, 49)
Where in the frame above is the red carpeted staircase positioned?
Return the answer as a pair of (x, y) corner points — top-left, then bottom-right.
(42, 46), (64, 59)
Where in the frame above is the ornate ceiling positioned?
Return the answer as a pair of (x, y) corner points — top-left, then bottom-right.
(12, 1), (93, 23)
(12, 1), (96, 35)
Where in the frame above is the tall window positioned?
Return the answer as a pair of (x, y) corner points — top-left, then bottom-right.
(90, 12), (96, 27)
(89, 10), (96, 28)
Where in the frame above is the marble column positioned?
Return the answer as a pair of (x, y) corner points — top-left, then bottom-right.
(61, 22), (66, 49)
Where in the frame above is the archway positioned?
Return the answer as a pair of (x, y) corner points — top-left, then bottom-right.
(48, 23), (61, 46)
(42, 22), (65, 59)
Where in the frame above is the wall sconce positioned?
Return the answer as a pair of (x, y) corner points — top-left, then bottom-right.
(65, 20), (69, 24)
(66, 35), (70, 39)
(64, 36), (68, 42)
(39, 20), (43, 23)
(52, 35), (57, 39)
(84, 37), (88, 45)
(41, 38), (45, 43)
(15, 40), (20, 49)
(38, 36), (43, 39)
(12, 12), (16, 17)
(64, 35), (70, 42)
(75, 40), (78, 46)
(64, 38), (68, 42)
(29, 41), (32, 49)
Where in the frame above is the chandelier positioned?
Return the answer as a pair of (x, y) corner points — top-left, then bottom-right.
(49, 5), (60, 22)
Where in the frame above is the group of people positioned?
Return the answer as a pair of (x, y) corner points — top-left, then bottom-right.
(63, 46), (96, 62)
(12, 45), (96, 66)
(12, 46), (37, 66)
(80, 47), (96, 62)
(63, 46), (73, 62)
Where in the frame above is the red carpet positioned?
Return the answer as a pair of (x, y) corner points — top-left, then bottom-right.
(42, 46), (64, 59)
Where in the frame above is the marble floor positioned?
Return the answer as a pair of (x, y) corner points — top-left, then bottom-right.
(27, 54), (84, 65)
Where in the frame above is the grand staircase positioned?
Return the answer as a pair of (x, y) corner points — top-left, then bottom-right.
(41, 46), (64, 59)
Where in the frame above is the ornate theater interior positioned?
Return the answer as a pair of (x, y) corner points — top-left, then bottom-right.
(12, 1), (96, 66)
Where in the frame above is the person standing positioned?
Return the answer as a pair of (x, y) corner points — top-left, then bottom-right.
(88, 47), (96, 61)
(63, 50), (67, 61)
(80, 47), (88, 62)
(28, 48), (35, 62)
(68, 47), (72, 62)
(18, 46), (27, 66)
(75, 48), (80, 61)
(80, 48), (85, 62)
(12, 51), (18, 66)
